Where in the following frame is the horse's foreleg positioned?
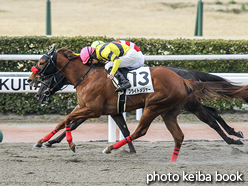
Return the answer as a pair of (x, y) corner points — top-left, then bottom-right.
(44, 119), (86, 147)
(34, 105), (82, 148)
(64, 107), (98, 152)
(44, 131), (66, 147)
(65, 124), (76, 152)
(33, 121), (66, 148)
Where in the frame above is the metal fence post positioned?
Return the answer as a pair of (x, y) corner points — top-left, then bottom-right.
(46, 0), (51, 35)
(194, 0), (203, 36)
(108, 115), (116, 142)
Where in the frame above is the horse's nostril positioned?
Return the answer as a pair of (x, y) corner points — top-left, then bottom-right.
(27, 79), (32, 83)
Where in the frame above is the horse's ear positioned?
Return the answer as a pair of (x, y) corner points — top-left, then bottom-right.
(65, 50), (77, 59)
(47, 44), (56, 56)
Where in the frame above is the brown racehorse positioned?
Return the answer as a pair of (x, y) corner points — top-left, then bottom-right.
(27, 46), (248, 162)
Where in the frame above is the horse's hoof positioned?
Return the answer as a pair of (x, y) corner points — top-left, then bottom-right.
(237, 131), (244, 138)
(43, 142), (52, 148)
(69, 143), (76, 153)
(237, 139), (244, 145)
(102, 147), (111, 154)
(33, 143), (42, 148)
(71, 145), (76, 153)
(130, 150), (136, 154)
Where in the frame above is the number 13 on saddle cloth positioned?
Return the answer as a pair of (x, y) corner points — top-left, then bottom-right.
(113, 67), (154, 95)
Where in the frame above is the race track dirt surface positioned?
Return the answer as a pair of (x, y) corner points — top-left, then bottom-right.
(1, 112), (248, 185)
(0, 141), (247, 186)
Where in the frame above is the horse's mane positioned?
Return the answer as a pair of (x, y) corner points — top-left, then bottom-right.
(57, 47), (80, 60)
(56, 47), (105, 67)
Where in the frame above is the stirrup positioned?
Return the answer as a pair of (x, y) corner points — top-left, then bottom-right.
(114, 70), (130, 92)
(115, 82), (131, 92)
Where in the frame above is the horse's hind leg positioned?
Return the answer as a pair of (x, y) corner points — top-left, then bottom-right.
(161, 113), (184, 162)
(184, 100), (243, 145)
(204, 105), (244, 138)
(103, 107), (184, 162)
(103, 108), (158, 154)
(111, 114), (136, 153)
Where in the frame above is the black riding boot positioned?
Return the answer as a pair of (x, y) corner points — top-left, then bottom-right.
(114, 70), (131, 92)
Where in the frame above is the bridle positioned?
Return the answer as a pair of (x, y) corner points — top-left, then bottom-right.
(31, 52), (70, 80)
(31, 45), (94, 93)
(31, 47), (70, 96)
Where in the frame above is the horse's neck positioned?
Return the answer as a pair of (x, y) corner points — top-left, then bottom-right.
(58, 59), (105, 87)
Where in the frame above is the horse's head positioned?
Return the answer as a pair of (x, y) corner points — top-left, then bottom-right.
(35, 72), (69, 102)
(29, 45), (80, 101)
(27, 45), (57, 87)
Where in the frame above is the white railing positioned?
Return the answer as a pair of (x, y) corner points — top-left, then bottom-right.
(1, 54), (248, 142)
(0, 72), (75, 93)
(0, 55), (42, 60)
(1, 54), (248, 61)
(145, 54), (248, 61)
(1, 72), (248, 93)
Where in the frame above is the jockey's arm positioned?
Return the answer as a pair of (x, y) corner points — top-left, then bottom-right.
(110, 57), (121, 75)
(99, 48), (121, 75)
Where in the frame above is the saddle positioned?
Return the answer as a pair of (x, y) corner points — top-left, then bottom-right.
(114, 67), (154, 113)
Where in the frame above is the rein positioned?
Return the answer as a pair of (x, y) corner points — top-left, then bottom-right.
(40, 58), (70, 80)
(74, 63), (94, 88)
(44, 75), (66, 97)
(36, 58), (70, 94)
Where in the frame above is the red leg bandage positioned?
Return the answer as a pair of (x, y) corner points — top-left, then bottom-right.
(169, 147), (180, 162)
(66, 125), (72, 143)
(42, 129), (58, 142)
(113, 136), (133, 149)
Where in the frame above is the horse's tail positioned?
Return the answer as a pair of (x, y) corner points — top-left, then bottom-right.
(183, 79), (248, 102)
(189, 70), (228, 82)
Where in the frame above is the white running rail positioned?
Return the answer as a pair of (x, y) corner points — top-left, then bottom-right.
(1, 54), (248, 142)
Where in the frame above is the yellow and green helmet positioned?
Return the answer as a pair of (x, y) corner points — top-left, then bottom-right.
(91, 40), (105, 48)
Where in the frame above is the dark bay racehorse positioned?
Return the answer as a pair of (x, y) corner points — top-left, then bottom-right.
(35, 66), (244, 148)
(27, 46), (248, 162)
